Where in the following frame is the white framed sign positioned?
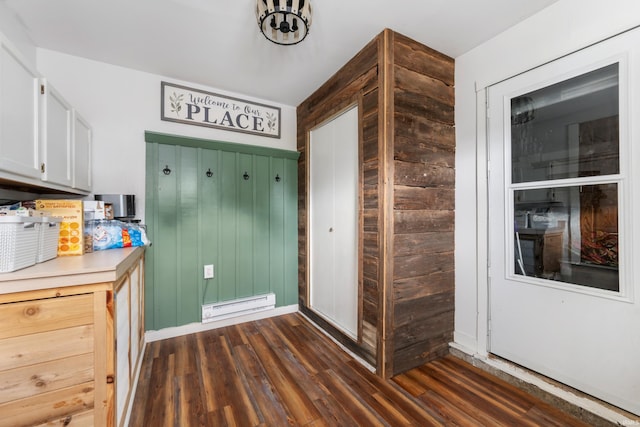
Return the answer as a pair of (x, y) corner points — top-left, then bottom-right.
(161, 81), (281, 138)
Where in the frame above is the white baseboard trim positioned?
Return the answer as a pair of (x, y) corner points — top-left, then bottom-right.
(145, 304), (299, 343)
(449, 342), (638, 425)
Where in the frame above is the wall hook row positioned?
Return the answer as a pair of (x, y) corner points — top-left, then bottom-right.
(163, 165), (172, 175)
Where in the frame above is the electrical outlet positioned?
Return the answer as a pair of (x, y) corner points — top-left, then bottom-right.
(204, 264), (214, 279)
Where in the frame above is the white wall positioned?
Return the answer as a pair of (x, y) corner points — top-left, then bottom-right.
(0, 3), (37, 69)
(454, 0), (640, 353)
(35, 49), (297, 222)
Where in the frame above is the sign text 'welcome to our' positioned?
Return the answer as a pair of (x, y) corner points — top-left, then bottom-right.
(161, 82), (281, 138)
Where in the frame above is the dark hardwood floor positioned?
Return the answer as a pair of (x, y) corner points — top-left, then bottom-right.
(129, 313), (589, 426)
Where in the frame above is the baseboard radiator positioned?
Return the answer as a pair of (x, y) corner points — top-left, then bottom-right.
(201, 293), (276, 323)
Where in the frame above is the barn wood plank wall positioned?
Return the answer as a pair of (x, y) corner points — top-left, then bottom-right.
(297, 35), (380, 368)
(297, 28), (454, 377)
(390, 32), (455, 375)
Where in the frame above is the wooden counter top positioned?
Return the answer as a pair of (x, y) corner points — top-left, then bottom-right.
(0, 247), (145, 295)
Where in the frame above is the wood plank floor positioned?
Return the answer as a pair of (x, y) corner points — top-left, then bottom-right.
(129, 313), (589, 426)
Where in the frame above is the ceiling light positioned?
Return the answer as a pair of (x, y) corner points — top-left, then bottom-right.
(256, 0), (312, 46)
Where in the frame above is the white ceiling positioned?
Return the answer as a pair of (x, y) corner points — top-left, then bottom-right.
(3, 0), (559, 106)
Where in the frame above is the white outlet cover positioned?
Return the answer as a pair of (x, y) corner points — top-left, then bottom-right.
(204, 264), (214, 279)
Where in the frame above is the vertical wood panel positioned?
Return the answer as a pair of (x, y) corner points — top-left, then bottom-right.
(380, 28), (396, 378)
(283, 157), (299, 306)
(219, 151), (238, 302)
(177, 146), (200, 325)
(253, 155), (270, 296)
(237, 153), (254, 299)
(200, 148), (219, 305)
(269, 157), (286, 306)
(154, 144), (178, 329)
(144, 144), (157, 329)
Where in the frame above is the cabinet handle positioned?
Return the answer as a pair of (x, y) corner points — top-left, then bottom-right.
(243, 171), (250, 180)
(206, 168), (213, 178)
(275, 174), (281, 182)
(40, 163), (45, 173)
(163, 165), (171, 175)
(329, 227), (334, 232)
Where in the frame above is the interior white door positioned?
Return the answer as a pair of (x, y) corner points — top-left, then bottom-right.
(488, 29), (640, 416)
(309, 105), (359, 339)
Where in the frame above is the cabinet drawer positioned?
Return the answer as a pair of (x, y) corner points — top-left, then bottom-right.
(0, 325), (94, 371)
(0, 352), (93, 403)
(0, 293), (93, 340)
(0, 382), (94, 427)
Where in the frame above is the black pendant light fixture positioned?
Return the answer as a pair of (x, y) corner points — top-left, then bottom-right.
(256, 0), (312, 46)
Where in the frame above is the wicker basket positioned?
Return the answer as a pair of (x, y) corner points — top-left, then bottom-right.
(0, 217), (39, 273)
(36, 217), (62, 263)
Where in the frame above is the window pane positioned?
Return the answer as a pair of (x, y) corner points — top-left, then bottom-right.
(511, 64), (619, 184)
(514, 184), (618, 292)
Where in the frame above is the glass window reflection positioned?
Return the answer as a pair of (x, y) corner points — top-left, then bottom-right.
(511, 63), (619, 184)
(510, 63), (620, 292)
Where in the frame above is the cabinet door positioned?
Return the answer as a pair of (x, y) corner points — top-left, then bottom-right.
(309, 105), (359, 339)
(40, 80), (72, 186)
(73, 111), (92, 191)
(129, 259), (143, 380)
(0, 41), (40, 179)
(115, 279), (131, 425)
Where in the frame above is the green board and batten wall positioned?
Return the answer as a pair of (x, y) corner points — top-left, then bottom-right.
(144, 131), (299, 331)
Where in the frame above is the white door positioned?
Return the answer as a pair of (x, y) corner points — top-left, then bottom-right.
(488, 29), (640, 416)
(309, 106), (359, 339)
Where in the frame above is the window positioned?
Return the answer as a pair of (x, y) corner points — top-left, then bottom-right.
(510, 63), (620, 292)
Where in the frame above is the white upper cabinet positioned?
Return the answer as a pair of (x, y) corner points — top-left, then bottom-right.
(0, 39), (40, 180)
(72, 111), (92, 191)
(40, 79), (73, 187)
(0, 33), (92, 194)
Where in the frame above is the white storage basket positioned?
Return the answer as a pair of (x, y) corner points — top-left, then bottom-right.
(0, 217), (39, 273)
(36, 217), (62, 263)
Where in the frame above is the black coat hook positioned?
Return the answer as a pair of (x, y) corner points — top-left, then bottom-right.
(163, 165), (171, 175)
(243, 171), (250, 180)
(275, 174), (281, 182)
(206, 168), (213, 178)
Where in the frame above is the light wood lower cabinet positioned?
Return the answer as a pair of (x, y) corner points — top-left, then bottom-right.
(0, 248), (144, 427)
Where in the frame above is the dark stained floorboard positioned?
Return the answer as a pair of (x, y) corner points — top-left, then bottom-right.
(129, 313), (590, 426)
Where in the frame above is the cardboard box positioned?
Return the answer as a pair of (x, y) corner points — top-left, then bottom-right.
(35, 200), (84, 256)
